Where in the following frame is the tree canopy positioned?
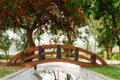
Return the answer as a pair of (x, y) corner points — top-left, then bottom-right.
(0, 0), (86, 48)
(0, 0), (119, 60)
(91, 0), (120, 52)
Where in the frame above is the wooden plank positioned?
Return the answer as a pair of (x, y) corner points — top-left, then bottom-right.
(23, 58), (88, 67)
(60, 52), (75, 56)
(23, 46), (39, 53)
(8, 45), (108, 66)
(96, 55), (108, 66)
(78, 55), (93, 62)
(60, 45), (76, 50)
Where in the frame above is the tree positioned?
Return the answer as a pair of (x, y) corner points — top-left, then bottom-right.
(0, 0), (86, 61)
(0, 32), (12, 62)
(74, 0), (120, 59)
(91, 0), (120, 53)
(13, 28), (27, 51)
(96, 25), (116, 59)
(88, 16), (117, 59)
(0, 0), (86, 47)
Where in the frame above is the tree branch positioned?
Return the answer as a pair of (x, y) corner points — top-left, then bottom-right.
(98, 0), (114, 15)
(32, 18), (49, 31)
(20, 25), (29, 30)
(114, 5), (119, 15)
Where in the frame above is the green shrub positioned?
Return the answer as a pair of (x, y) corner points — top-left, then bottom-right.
(108, 52), (120, 60)
(0, 54), (12, 59)
(0, 54), (5, 59)
(97, 52), (120, 60)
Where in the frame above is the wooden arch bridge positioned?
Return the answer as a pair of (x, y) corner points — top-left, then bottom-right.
(8, 45), (108, 67)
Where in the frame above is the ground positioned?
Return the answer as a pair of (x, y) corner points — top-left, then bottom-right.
(0, 61), (120, 79)
(0, 61), (120, 70)
(110, 64), (120, 69)
(0, 61), (25, 78)
(0, 61), (24, 72)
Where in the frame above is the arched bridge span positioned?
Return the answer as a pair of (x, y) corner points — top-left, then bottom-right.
(8, 45), (108, 67)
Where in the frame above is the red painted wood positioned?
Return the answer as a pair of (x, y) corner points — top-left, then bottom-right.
(8, 45), (108, 66)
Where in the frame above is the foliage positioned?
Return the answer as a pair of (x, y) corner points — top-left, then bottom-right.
(0, 32), (12, 61)
(108, 52), (120, 60)
(96, 25), (116, 49)
(0, 0), (87, 49)
(13, 28), (27, 51)
(86, 66), (120, 80)
(90, 0), (120, 51)
(84, 0), (120, 58)
(0, 54), (12, 59)
(0, 34), (12, 51)
(0, 0), (119, 60)
(0, 0), (86, 34)
(97, 52), (120, 60)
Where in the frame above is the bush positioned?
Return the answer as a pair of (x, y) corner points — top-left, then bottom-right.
(108, 52), (120, 60)
(0, 54), (12, 59)
(97, 52), (120, 60)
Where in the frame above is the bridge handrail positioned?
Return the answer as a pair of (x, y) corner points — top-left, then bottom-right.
(8, 45), (108, 66)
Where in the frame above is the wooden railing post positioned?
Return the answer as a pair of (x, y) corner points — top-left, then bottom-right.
(91, 54), (96, 64)
(75, 47), (79, 61)
(39, 46), (45, 60)
(34, 65), (37, 70)
(57, 45), (61, 58)
(21, 51), (26, 62)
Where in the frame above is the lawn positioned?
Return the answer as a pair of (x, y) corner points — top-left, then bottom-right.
(0, 69), (16, 78)
(86, 66), (120, 80)
(0, 62), (23, 78)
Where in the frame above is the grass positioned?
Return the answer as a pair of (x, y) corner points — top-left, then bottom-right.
(0, 63), (23, 78)
(0, 69), (16, 78)
(86, 66), (120, 80)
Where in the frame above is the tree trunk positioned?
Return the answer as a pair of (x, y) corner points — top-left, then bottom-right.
(104, 47), (111, 60)
(26, 30), (35, 48)
(112, 15), (120, 54)
(25, 29), (35, 62)
(4, 50), (9, 62)
(104, 50), (107, 60)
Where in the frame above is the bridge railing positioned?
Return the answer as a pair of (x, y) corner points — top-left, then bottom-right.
(8, 45), (108, 67)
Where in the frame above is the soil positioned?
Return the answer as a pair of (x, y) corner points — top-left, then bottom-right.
(0, 61), (24, 70)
